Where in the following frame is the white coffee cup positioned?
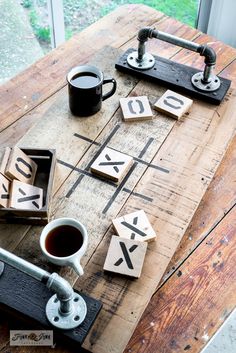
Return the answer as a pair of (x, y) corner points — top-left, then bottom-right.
(40, 218), (88, 276)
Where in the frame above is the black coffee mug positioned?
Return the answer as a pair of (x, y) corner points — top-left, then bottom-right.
(67, 65), (117, 116)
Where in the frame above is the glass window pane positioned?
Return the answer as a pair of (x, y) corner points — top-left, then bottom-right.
(0, 0), (50, 84)
(0, 0), (199, 84)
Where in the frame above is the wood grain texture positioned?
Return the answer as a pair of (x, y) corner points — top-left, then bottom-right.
(0, 14), (199, 152)
(125, 206), (236, 353)
(79, 90), (236, 353)
(125, 30), (236, 353)
(0, 4), (163, 133)
(0, 5), (236, 353)
(161, 133), (236, 285)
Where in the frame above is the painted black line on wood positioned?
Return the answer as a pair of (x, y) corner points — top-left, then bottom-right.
(85, 124), (121, 171)
(99, 161), (125, 167)
(18, 194), (40, 202)
(121, 221), (147, 237)
(66, 125), (121, 197)
(114, 242), (137, 269)
(74, 133), (169, 173)
(132, 191), (153, 202)
(19, 188), (26, 196)
(138, 137), (154, 159)
(113, 187), (153, 202)
(74, 133), (100, 146)
(66, 174), (84, 198)
(58, 159), (117, 188)
(59, 159), (152, 202)
(2, 184), (7, 193)
(102, 162), (138, 214)
(102, 137), (156, 213)
(134, 157), (170, 173)
(59, 160), (153, 202)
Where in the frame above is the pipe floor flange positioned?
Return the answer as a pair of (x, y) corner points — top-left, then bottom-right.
(191, 72), (221, 92)
(46, 293), (87, 330)
(127, 51), (155, 70)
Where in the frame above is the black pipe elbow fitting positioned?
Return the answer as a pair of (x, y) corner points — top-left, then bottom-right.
(138, 27), (154, 42)
(198, 45), (216, 65)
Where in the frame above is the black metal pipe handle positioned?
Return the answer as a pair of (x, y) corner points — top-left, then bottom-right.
(127, 26), (220, 92)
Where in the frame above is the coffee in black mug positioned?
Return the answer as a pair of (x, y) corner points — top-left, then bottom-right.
(67, 65), (117, 116)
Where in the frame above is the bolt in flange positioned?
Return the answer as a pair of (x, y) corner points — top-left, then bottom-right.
(0, 248), (87, 330)
(127, 51), (155, 70)
(46, 293), (87, 330)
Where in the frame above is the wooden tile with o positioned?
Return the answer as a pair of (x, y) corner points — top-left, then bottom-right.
(120, 96), (153, 121)
(103, 235), (147, 278)
(90, 146), (133, 182)
(112, 210), (156, 242)
(5, 147), (37, 184)
(154, 89), (193, 119)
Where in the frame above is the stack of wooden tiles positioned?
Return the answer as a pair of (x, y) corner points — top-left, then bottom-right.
(0, 147), (43, 211)
(103, 210), (157, 278)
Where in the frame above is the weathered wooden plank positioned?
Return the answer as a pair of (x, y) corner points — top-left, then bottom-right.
(0, 14), (203, 251)
(220, 58), (236, 89)
(0, 93), (60, 149)
(12, 79), (174, 271)
(0, 7), (236, 353)
(78, 89), (236, 353)
(0, 14), (199, 151)
(128, 108), (236, 353)
(162, 132), (236, 284)
(125, 206), (236, 353)
(0, 4), (163, 133)
(0, 46), (139, 250)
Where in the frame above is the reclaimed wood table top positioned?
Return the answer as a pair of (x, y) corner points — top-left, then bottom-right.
(0, 4), (236, 353)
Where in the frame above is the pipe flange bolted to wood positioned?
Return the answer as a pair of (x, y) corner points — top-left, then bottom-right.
(46, 292), (87, 330)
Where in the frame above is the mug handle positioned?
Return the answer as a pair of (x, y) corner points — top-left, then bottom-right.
(102, 78), (117, 101)
(72, 259), (84, 276)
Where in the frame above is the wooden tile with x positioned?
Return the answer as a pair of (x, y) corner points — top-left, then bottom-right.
(112, 209), (156, 242)
(10, 180), (43, 210)
(103, 235), (147, 278)
(0, 173), (10, 208)
(90, 147), (133, 182)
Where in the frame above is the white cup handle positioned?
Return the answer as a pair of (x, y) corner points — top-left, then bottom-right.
(72, 259), (84, 276)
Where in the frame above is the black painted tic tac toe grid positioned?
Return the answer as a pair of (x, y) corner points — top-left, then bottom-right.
(57, 124), (170, 214)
